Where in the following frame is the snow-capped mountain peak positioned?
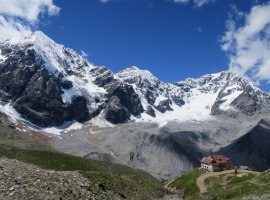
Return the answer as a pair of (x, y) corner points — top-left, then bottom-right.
(0, 31), (107, 127)
(116, 66), (161, 85)
(118, 66), (157, 79)
(4, 31), (93, 76)
(25, 31), (57, 45)
(0, 31), (269, 129)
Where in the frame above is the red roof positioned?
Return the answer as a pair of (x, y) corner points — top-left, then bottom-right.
(201, 155), (231, 165)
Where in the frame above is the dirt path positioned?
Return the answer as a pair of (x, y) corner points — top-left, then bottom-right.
(196, 170), (260, 194)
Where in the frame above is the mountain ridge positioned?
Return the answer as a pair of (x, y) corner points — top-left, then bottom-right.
(0, 31), (269, 128)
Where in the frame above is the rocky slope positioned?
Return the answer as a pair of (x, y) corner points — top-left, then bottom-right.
(0, 158), (120, 200)
(0, 142), (169, 200)
(0, 156), (182, 200)
(219, 119), (270, 171)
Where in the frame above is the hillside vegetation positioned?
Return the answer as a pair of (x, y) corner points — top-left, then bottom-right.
(168, 169), (203, 200)
(169, 168), (270, 200)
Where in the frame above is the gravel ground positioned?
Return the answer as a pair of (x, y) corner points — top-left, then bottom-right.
(0, 157), (121, 200)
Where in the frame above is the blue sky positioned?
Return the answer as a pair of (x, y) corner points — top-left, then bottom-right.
(41, 0), (234, 82)
(0, 0), (269, 91)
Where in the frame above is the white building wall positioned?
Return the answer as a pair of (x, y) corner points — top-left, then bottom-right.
(201, 163), (213, 172)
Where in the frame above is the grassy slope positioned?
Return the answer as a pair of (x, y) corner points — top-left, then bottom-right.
(169, 168), (270, 200)
(0, 114), (166, 200)
(204, 171), (270, 199)
(169, 169), (203, 200)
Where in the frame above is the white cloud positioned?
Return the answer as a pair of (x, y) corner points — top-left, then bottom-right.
(221, 2), (270, 85)
(193, 0), (215, 7)
(0, 0), (60, 23)
(0, 16), (31, 42)
(81, 50), (88, 58)
(173, 0), (189, 4)
(100, 0), (215, 7)
(0, 0), (60, 42)
(99, 0), (110, 3)
(173, 0), (215, 7)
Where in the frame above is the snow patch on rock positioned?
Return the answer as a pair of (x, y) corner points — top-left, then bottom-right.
(43, 121), (83, 136)
(0, 103), (23, 123)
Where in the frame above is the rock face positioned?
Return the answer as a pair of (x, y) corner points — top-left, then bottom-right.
(210, 74), (266, 117)
(0, 33), (90, 127)
(231, 92), (262, 116)
(102, 96), (130, 124)
(90, 67), (114, 87)
(70, 96), (90, 122)
(0, 32), (144, 127)
(145, 105), (156, 117)
(104, 84), (144, 122)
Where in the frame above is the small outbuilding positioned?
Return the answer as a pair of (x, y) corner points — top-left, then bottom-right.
(201, 155), (234, 172)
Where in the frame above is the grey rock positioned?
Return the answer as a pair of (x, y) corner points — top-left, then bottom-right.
(154, 99), (173, 113)
(102, 96), (130, 124)
(91, 67), (114, 87)
(70, 95), (90, 122)
(60, 80), (73, 89)
(0, 43), (90, 127)
(146, 106), (156, 117)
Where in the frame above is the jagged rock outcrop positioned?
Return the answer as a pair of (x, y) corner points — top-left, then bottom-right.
(210, 73), (267, 117)
(102, 96), (131, 124)
(105, 84), (144, 116)
(90, 67), (114, 87)
(145, 105), (156, 117)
